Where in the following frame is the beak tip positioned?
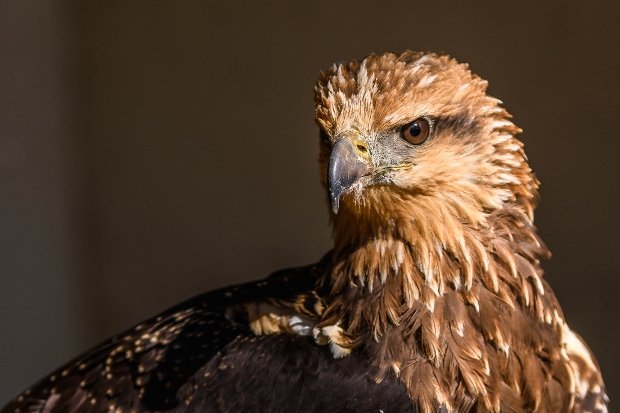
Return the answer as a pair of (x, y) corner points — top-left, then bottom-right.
(331, 201), (340, 215)
(329, 192), (340, 215)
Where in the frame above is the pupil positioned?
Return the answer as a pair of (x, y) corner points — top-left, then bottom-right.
(410, 123), (421, 136)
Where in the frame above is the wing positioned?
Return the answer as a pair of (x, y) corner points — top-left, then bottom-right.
(1, 262), (415, 413)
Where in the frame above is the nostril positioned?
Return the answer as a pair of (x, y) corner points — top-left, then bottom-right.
(357, 144), (368, 153)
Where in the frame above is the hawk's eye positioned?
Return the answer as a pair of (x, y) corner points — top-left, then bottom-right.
(400, 118), (431, 145)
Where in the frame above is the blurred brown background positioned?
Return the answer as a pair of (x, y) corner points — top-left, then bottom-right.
(1, 0), (619, 405)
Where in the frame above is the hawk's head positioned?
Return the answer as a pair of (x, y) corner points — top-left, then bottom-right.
(315, 51), (538, 245)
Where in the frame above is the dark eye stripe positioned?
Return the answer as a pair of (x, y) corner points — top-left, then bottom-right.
(436, 114), (481, 137)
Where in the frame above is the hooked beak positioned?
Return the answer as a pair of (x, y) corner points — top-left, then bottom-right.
(327, 138), (372, 214)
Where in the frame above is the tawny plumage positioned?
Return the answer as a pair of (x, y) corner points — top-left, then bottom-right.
(1, 51), (607, 413)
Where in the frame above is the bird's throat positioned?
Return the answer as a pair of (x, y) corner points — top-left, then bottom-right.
(324, 203), (554, 345)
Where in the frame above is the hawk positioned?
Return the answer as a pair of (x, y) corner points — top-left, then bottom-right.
(1, 51), (608, 413)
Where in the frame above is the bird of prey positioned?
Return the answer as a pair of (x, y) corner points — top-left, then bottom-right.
(1, 51), (608, 413)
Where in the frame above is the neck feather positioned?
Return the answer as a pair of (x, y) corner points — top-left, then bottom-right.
(316, 192), (570, 411)
(322, 196), (556, 341)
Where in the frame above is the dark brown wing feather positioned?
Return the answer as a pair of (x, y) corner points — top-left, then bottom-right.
(0, 262), (415, 413)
